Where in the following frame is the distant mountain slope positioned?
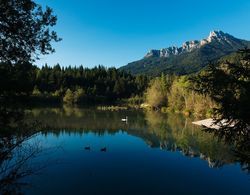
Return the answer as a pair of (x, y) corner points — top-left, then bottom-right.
(120, 31), (250, 76)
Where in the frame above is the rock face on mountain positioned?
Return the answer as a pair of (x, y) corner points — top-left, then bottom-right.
(120, 31), (250, 76)
(145, 31), (241, 58)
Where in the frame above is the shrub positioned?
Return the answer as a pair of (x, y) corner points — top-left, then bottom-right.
(63, 89), (74, 104)
(145, 75), (171, 109)
(74, 88), (86, 103)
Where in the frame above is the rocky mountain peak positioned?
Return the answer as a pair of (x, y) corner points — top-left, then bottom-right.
(145, 30), (235, 58)
(207, 30), (227, 42)
(121, 31), (250, 76)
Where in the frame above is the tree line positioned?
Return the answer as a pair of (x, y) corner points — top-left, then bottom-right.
(0, 62), (149, 104)
(144, 49), (250, 121)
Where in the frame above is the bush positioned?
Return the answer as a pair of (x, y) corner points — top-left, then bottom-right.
(32, 86), (41, 96)
(127, 95), (144, 105)
(63, 89), (74, 105)
(52, 89), (63, 97)
(145, 75), (171, 109)
(74, 88), (86, 103)
(161, 107), (168, 113)
(168, 76), (216, 118)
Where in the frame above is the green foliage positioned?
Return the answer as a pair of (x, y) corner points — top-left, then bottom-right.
(145, 74), (173, 109)
(33, 65), (149, 103)
(74, 88), (85, 103)
(143, 74), (215, 117)
(127, 95), (144, 106)
(120, 40), (250, 76)
(190, 48), (250, 166)
(0, 62), (36, 95)
(32, 86), (41, 96)
(113, 79), (125, 97)
(191, 48), (250, 136)
(161, 107), (168, 113)
(63, 89), (74, 105)
(63, 88), (86, 105)
(0, 0), (61, 64)
(52, 89), (63, 97)
(0, 0), (60, 98)
(167, 79), (186, 112)
(167, 76), (216, 118)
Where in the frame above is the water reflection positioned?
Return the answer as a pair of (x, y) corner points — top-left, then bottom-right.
(1, 106), (249, 194)
(26, 107), (242, 170)
(0, 108), (42, 194)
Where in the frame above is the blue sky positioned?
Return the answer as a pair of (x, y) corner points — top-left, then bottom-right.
(36, 0), (250, 68)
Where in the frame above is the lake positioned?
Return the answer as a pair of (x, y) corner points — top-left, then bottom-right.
(5, 107), (250, 194)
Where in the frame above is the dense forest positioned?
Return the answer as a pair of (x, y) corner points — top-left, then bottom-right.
(0, 62), (149, 104)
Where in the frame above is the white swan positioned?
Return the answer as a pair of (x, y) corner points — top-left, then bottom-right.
(121, 116), (128, 122)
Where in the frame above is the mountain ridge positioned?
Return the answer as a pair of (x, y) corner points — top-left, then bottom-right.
(120, 31), (250, 76)
(145, 31), (242, 58)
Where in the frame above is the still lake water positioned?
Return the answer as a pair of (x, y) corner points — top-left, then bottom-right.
(19, 107), (249, 194)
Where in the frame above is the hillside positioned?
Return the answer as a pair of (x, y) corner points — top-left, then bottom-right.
(120, 31), (250, 76)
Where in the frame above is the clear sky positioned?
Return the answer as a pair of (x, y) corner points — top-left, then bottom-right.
(36, 0), (250, 68)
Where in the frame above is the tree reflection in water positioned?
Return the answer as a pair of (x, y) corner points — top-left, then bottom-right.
(28, 107), (249, 172)
(0, 107), (56, 194)
(0, 106), (249, 194)
(204, 124), (250, 172)
(144, 111), (237, 169)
